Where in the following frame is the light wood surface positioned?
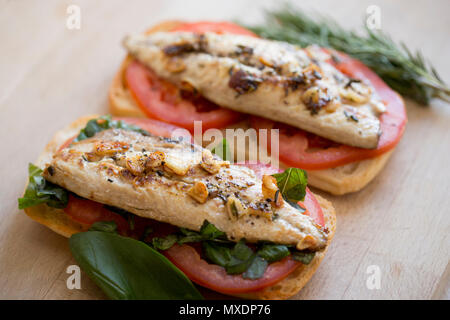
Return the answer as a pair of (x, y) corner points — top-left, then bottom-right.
(1, 0), (449, 300)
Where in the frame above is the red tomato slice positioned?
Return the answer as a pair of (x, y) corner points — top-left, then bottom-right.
(250, 51), (407, 170)
(64, 194), (129, 235)
(163, 244), (300, 294)
(171, 21), (257, 37)
(125, 60), (242, 132)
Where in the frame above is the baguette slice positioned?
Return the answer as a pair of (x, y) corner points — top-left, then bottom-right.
(108, 20), (396, 195)
(24, 115), (336, 300)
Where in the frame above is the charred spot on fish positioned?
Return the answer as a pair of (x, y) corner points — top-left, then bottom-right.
(302, 65), (323, 84)
(344, 78), (361, 88)
(305, 98), (331, 115)
(285, 75), (306, 92)
(344, 110), (359, 122)
(162, 35), (207, 57)
(302, 86), (331, 115)
(163, 43), (196, 56)
(228, 69), (262, 95)
(47, 166), (55, 176)
(235, 44), (254, 56)
(120, 169), (135, 180)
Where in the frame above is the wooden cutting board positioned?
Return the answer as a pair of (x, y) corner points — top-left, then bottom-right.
(0, 0), (449, 299)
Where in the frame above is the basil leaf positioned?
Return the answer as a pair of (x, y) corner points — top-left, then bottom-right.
(70, 231), (203, 300)
(291, 251), (315, 265)
(257, 244), (290, 262)
(18, 163), (68, 209)
(89, 221), (118, 233)
(73, 115), (149, 143)
(202, 242), (233, 268)
(152, 234), (178, 250)
(225, 240), (254, 274)
(243, 255), (268, 280)
(272, 168), (308, 211)
(177, 228), (204, 244)
(199, 220), (226, 239)
(211, 138), (232, 161)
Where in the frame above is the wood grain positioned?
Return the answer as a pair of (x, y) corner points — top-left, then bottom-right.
(0, 0), (449, 299)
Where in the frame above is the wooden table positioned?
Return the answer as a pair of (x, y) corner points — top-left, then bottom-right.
(1, 0), (449, 299)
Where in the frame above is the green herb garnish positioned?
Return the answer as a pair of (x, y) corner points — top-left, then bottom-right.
(18, 163), (68, 209)
(292, 251), (316, 264)
(272, 168), (308, 212)
(152, 220), (314, 279)
(89, 221), (118, 233)
(244, 4), (450, 105)
(73, 115), (149, 143)
(211, 138), (232, 161)
(69, 231), (203, 299)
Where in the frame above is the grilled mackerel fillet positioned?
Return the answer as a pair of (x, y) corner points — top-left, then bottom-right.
(123, 32), (386, 149)
(43, 129), (327, 250)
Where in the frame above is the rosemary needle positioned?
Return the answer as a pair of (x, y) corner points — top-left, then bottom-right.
(243, 5), (450, 105)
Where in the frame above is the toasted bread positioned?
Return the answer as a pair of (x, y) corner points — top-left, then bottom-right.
(108, 20), (396, 195)
(24, 115), (336, 300)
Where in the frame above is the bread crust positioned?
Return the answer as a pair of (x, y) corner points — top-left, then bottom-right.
(108, 20), (395, 195)
(22, 115), (336, 300)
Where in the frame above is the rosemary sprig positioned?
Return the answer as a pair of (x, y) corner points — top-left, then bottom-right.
(244, 5), (450, 105)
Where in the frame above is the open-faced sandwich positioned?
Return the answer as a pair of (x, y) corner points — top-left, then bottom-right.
(18, 115), (336, 299)
(109, 21), (407, 195)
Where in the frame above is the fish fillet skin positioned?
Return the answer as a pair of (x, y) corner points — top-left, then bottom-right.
(43, 129), (328, 250)
(123, 32), (385, 149)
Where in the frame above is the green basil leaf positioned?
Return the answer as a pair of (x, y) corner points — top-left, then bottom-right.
(272, 168), (308, 211)
(152, 234), (178, 250)
(243, 255), (268, 280)
(70, 231), (203, 300)
(211, 138), (232, 161)
(202, 242), (233, 268)
(231, 240), (253, 260)
(89, 221), (118, 233)
(257, 244), (290, 262)
(18, 163), (68, 209)
(291, 251), (316, 265)
(73, 115), (149, 143)
(225, 240), (254, 274)
(177, 228), (204, 244)
(200, 220), (226, 239)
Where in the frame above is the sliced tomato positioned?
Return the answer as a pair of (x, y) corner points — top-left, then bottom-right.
(250, 51), (407, 170)
(125, 60), (242, 132)
(64, 194), (129, 235)
(163, 244), (299, 294)
(171, 21), (257, 37)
